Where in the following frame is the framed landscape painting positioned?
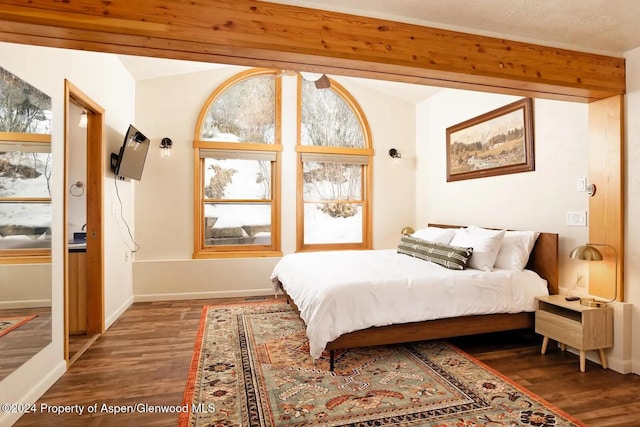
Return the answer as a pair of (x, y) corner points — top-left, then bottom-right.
(446, 98), (534, 182)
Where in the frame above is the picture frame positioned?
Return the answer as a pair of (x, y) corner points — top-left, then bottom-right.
(446, 98), (534, 182)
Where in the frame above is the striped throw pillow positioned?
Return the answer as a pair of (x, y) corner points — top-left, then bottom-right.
(397, 235), (473, 270)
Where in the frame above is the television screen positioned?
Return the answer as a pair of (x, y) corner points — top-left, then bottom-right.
(113, 124), (150, 180)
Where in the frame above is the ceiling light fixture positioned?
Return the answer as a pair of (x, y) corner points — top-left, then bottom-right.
(299, 71), (322, 82)
(299, 71), (331, 89)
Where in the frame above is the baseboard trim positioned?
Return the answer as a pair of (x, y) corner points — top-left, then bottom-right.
(607, 354), (634, 374)
(133, 289), (276, 302)
(105, 295), (133, 330)
(566, 347), (632, 374)
(0, 360), (66, 427)
(0, 299), (51, 309)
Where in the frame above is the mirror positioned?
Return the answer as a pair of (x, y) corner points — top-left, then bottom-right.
(0, 65), (53, 381)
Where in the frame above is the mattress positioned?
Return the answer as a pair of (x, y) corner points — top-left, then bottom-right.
(271, 249), (549, 359)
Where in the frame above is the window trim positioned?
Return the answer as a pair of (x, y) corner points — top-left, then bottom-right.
(192, 69), (282, 258)
(0, 132), (52, 263)
(296, 77), (373, 252)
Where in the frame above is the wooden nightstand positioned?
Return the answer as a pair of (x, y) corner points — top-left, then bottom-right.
(535, 294), (613, 372)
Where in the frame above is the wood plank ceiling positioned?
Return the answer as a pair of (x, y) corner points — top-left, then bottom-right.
(0, 0), (626, 102)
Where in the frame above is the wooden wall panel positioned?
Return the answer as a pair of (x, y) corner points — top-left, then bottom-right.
(588, 96), (624, 301)
(0, 0), (625, 102)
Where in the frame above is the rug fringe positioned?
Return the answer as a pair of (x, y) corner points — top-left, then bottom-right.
(177, 307), (209, 427)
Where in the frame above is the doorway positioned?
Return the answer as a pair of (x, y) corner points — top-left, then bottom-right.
(64, 80), (105, 365)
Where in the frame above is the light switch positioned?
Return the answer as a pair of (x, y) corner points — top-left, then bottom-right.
(577, 177), (587, 192)
(566, 211), (587, 226)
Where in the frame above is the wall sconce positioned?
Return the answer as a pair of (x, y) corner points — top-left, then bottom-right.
(569, 243), (618, 307)
(388, 148), (401, 159)
(160, 137), (173, 157)
(401, 226), (415, 235)
(78, 111), (88, 128)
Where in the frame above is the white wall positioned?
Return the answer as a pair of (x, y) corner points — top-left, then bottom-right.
(132, 70), (416, 299)
(416, 89), (638, 373)
(625, 46), (640, 374)
(416, 90), (590, 288)
(104, 128), (137, 327)
(67, 104), (87, 242)
(0, 42), (136, 426)
(0, 264), (51, 308)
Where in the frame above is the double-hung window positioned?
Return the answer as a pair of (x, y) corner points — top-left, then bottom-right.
(0, 66), (52, 263)
(193, 69), (281, 258)
(297, 78), (372, 251)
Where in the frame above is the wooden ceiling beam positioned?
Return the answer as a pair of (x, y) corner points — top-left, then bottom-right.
(0, 0), (625, 102)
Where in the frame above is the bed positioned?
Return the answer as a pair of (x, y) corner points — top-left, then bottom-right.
(271, 224), (558, 370)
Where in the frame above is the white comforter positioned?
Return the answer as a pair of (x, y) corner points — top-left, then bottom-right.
(270, 249), (549, 359)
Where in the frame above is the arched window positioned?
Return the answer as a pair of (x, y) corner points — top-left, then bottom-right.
(0, 66), (52, 262)
(194, 69), (372, 256)
(297, 78), (373, 251)
(193, 69), (281, 258)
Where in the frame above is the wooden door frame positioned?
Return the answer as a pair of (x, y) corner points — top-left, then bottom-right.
(64, 80), (105, 364)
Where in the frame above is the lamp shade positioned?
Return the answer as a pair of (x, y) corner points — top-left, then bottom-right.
(570, 245), (603, 261)
(401, 227), (415, 235)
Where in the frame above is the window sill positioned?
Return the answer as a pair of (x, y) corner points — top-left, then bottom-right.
(296, 244), (370, 252)
(193, 250), (283, 259)
(0, 255), (52, 264)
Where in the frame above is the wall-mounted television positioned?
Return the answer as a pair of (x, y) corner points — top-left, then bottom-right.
(110, 124), (150, 181)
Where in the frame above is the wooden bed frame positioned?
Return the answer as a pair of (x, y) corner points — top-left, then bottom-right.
(280, 225), (558, 370)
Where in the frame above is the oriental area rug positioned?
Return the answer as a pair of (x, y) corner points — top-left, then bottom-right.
(179, 300), (584, 427)
(0, 315), (36, 338)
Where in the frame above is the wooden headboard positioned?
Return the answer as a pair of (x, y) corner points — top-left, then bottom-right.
(428, 224), (559, 295)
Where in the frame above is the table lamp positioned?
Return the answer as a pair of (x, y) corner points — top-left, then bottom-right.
(569, 243), (618, 307)
(400, 227), (415, 235)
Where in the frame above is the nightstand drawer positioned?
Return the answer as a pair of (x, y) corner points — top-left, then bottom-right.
(535, 310), (583, 349)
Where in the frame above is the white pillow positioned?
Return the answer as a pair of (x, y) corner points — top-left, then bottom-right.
(494, 230), (540, 271)
(449, 227), (506, 271)
(411, 227), (457, 245)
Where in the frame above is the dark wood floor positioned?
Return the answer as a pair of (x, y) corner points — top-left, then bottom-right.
(14, 298), (640, 426)
(0, 306), (52, 381)
(68, 332), (100, 365)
